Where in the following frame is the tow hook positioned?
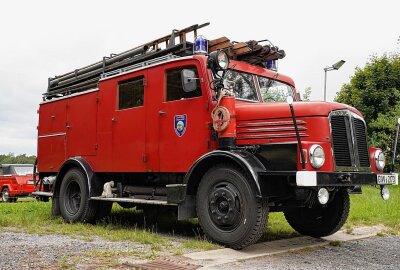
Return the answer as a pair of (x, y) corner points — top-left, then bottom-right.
(338, 174), (351, 183)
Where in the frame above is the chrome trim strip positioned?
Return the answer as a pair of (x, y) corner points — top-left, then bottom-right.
(38, 132), (66, 138)
(41, 88), (99, 104)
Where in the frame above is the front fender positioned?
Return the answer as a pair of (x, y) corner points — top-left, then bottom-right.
(185, 150), (266, 198)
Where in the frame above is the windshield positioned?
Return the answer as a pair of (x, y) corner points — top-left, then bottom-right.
(223, 70), (258, 101)
(258, 76), (295, 102)
(221, 69), (295, 103)
(14, 166), (34, 175)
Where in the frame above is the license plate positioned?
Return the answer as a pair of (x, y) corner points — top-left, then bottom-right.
(377, 174), (398, 185)
(26, 180), (34, 185)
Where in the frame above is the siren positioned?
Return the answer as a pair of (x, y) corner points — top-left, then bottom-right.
(265, 59), (277, 71)
(194, 35), (208, 55)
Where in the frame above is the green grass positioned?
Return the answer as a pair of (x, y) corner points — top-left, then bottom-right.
(347, 185), (400, 233)
(0, 185), (399, 253)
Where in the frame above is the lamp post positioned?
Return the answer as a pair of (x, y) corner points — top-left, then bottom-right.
(323, 60), (345, 101)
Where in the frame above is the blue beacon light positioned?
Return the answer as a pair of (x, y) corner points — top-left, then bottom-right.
(194, 35), (208, 55)
(266, 60), (277, 71)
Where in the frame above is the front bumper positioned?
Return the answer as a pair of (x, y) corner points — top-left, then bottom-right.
(295, 171), (398, 187)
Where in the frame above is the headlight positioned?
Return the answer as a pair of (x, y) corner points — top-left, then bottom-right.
(374, 149), (385, 170)
(207, 50), (230, 73)
(309, 144), (325, 169)
(216, 51), (229, 70)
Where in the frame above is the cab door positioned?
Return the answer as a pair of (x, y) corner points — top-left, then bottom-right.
(155, 61), (211, 172)
(111, 70), (147, 172)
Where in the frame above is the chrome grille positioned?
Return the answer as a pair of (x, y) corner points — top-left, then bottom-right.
(353, 118), (370, 167)
(330, 110), (370, 171)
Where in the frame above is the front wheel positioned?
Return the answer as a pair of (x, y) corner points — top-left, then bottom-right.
(59, 168), (98, 223)
(1, 187), (13, 203)
(284, 188), (350, 237)
(196, 165), (268, 250)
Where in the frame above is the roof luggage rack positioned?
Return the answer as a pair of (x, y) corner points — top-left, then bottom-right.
(45, 23), (210, 100)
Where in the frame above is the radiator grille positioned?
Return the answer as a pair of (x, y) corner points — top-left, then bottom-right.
(331, 115), (352, 167)
(330, 111), (370, 171)
(353, 118), (370, 167)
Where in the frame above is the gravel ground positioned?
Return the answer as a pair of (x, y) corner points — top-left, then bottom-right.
(0, 231), (148, 269)
(216, 235), (400, 270)
(2, 231), (399, 270)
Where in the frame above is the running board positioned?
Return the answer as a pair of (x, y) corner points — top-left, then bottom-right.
(32, 191), (53, 197)
(90, 196), (177, 206)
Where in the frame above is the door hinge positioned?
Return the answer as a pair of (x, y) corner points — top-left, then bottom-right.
(142, 154), (147, 163)
(143, 79), (147, 86)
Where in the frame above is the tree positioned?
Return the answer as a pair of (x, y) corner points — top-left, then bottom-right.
(302, 87), (312, 101)
(0, 153), (36, 164)
(335, 53), (400, 171)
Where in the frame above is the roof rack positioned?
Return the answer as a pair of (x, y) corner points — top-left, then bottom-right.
(45, 23), (210, 100)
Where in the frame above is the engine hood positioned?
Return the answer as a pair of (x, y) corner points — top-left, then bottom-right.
(235, 101), (362, 120)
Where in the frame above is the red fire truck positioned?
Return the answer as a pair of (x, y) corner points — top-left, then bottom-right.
(34, 23), (398, 249)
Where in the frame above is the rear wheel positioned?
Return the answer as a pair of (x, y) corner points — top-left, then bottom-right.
(59, 168), (97, 223)
(284, 188), (350, 237)
(196, 165), (268, 250)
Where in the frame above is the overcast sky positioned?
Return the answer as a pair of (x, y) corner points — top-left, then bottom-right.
(0, 0), (399, 155)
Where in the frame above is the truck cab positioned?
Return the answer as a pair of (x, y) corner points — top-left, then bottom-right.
(35, 24), (398, 249)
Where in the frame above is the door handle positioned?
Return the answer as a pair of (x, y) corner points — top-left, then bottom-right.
(159, 110), (166, 116)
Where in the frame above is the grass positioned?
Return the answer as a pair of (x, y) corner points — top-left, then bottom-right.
(0, 185), (399, 253)
(347, 185), (400, 233)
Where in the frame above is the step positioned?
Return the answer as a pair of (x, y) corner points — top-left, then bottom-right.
(90, 196), (177, 206)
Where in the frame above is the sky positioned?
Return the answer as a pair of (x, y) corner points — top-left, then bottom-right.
(0, 0), (399, 155)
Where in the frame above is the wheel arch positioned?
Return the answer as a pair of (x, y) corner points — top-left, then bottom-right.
(52, 157), (95, 215)
(184, 150), (266, 198)
(54, 158), (94, 196)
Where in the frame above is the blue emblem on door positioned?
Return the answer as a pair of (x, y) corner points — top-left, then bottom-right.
(174, 114), (187, 137)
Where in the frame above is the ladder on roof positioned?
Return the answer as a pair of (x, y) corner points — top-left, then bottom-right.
(45, 23), (210, 100)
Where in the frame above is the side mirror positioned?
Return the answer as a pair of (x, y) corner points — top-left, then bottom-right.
(181, 69), (198, 92)
(295, 92), (301, 101)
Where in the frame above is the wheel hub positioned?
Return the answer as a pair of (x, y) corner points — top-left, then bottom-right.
(208, 185), (241, 228)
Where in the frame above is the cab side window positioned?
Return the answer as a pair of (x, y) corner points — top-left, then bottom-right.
(166, 67), (201, 101)
(118, 76), (144, 110)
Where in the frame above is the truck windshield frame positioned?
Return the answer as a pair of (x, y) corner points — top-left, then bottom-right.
(223, 70), (259, 102)
(257, 76), (295, 103)
(222, 69), (295, 103)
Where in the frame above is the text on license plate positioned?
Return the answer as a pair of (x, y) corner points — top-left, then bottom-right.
(377, 174), (398, 185)
(26, 180), (34, 185)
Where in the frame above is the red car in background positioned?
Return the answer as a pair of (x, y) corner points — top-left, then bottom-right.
(0, 164), (35, 202)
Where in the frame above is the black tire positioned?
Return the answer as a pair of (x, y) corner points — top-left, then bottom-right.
(196, 165), (268, 250)
(59, 168), (98, 223)
(117, 202), (135, 209)
(1, 187), (13, 203)
(94, 201), (113, 221)
(284, 188), (350, 237)
(36, 196), (50, 202)
(141, 205), (178, 225)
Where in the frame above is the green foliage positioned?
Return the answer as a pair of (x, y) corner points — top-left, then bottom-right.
(302, 87), (312, 101)
(0, 153), (36, 164)
(335, 53), (400, 171)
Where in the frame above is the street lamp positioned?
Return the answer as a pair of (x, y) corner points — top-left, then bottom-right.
(323, 60), (345, 101)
